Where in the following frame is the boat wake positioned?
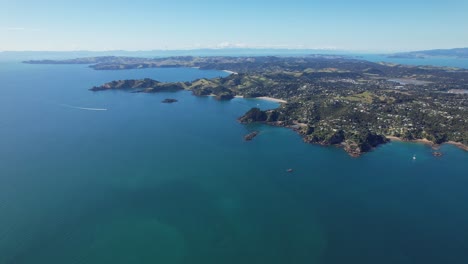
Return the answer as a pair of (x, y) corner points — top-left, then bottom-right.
(60, 104), (108, 111)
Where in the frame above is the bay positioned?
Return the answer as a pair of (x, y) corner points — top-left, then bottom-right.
(0, 61), (467, 264)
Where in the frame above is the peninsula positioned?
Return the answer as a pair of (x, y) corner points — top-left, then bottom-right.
(388, 48), (468, 59)
(25, 56), (468, 156)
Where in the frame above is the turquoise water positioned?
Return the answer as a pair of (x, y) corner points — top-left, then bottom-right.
(0, 62), (467, 264)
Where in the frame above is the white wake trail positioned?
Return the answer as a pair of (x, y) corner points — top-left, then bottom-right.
(60, 104), (108, 111)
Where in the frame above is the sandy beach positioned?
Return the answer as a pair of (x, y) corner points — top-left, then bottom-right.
(256, 97), (287, 103)
(386, 136), (433, 145)
(207, 94), (287, 104)
(386, 136), (468, 151)
(447, 141), (468, 151)
(223, 70), (238, 75)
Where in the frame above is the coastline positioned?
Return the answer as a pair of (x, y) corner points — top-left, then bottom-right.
(230, 95), (288, 103)
(385, 136), (434, 146)
(223, 70), (238, 75)
(203, 94), (286, 103)
(255, 97), (287, 103)
(447, 141), (468, 151)
(386, 136), (468, 152)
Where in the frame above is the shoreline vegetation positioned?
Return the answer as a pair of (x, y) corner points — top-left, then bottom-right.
(24, 55), (468, 157)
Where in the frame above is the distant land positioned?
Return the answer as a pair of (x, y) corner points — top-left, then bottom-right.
(5, 47), (468, 60)
(23, 55), (468, 156)
(4, 47), (468, 63)
(0, 49), (351, 61)
(388, 48), (468, 59)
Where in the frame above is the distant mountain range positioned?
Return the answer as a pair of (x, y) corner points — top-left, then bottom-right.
(388, 48), (468, 59)
(0, 49), (350, 61)
(2, 47), (468, 61)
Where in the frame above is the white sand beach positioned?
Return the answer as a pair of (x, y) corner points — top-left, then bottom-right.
(256, 97), (287, 103)
(223, 70), (238, 75)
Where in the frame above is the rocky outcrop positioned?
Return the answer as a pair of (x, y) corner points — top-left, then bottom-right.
(215, 92), (234, 100)
(244, 131), (259, 141)
(341, 132), (388, 157)
(239, 108), (389, 157)
(162, 98), (178, 103)
(238, 108), (268, 123)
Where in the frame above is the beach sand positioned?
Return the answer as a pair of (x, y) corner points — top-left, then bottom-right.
(255, 97), (288, 103)
(223, 70), (238, 75)
(386, 136), (433, 145)
(233, 95), (287, 103)
(447, 141), (468, 151)
(208, 94), (288, 104)
(386, 136), (468, 151)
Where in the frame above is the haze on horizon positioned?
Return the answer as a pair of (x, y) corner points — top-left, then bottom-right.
(1, 0), (467, 52)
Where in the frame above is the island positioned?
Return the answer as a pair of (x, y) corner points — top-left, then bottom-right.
(387, 48), (468, 59)
(25, 55), (468, 156)
(162, 98), (178, 104)
(244, 131), (259, 141)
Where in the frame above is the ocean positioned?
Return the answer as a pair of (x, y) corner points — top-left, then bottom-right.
(0, 59), (467, 264)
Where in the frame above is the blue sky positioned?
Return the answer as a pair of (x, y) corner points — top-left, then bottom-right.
(1, 0), (467, 52)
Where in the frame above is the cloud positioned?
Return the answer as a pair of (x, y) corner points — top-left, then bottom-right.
(215, 42), (249, 49)
(209, 42), (340, 50)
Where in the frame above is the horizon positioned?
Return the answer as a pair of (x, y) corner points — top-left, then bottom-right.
(1, 0), (468, 52)
(1, 47), (467, 54)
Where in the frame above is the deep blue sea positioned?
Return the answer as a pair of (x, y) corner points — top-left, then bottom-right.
(0, 59), (467, 264)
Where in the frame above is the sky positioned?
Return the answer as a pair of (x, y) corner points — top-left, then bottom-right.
(1, 0), (467, 52)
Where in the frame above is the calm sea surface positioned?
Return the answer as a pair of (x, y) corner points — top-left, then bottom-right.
(0, 60), (467, 264)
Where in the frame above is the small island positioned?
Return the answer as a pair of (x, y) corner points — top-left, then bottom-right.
(244, 131), (259, 141)
(162, 98), (178, 104)
(25, 55), (468, 157)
